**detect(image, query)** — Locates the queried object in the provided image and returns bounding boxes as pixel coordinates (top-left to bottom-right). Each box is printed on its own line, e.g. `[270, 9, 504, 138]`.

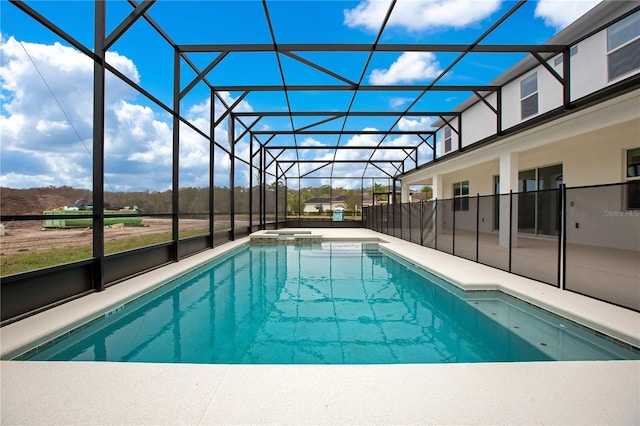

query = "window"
[626, 147, 640, 210]
[553, 46, 578, 66]
[607, 12, 640, 81]
[444, 126, 452, 153]
[453, 181, 469, 211]
[520, 72, 538, 120]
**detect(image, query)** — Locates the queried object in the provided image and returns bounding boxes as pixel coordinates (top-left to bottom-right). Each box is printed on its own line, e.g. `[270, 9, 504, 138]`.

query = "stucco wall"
[459, 92, 498, 150]
[440, 161, 498, 199]
[569, 32, 608, 99]
[451, 21, 639, 149]
[519, 119, 639, 187]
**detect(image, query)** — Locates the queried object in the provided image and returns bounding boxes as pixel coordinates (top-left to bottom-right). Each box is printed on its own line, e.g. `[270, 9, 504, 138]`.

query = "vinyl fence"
[363, 182, 640, 311]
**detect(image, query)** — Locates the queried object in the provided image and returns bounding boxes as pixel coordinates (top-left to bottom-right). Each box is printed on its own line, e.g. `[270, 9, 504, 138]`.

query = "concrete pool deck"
[2, 228, 639, 424]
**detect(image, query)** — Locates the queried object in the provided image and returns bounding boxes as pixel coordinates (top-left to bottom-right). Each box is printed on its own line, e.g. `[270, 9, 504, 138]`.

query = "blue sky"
[1, 0, 602, 191]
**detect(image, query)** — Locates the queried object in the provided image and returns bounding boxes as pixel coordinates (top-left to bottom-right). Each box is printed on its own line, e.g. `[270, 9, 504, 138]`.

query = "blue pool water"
[22, 242, 639, 363]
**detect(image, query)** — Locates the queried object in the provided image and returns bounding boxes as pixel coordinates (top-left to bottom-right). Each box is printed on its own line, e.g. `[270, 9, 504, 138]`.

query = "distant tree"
[421, 185, 433, 200]
[373, 182, 388, 202]
[287, 189, 300, 213]
[320, 184, 331, 198]
[343, 189, 362, 211]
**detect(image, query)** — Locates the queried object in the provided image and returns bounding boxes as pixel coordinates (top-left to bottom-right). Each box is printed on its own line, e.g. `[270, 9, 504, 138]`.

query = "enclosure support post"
[298, 177, 302, 220]
[563, 49, 571, 110]
[452, 196, 456, 255]
[407, 201, 411, 242]
[261, 146, 266, 228]
[249, 136, 253, 232]
[259, 146, 264, 229]
[496, 88, 503, 135]
[420, 201, 424, 246]
[92, 0, 106, 291]
[434, 198, 438, 250]
[361, 177, 364, 224]
[560, 184, 567, 289]
[229, 115, 235, 240]
[508, 190, 513, 272]
[171, 48, 180, 260]
[476, 193, 480, 262]
[275, 167, 279, 229]
[209, 88, 215, 248]
[284, 177, 288, 225]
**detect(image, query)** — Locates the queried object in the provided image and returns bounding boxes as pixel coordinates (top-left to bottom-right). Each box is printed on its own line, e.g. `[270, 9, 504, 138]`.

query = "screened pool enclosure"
[1, 1, 639, 323]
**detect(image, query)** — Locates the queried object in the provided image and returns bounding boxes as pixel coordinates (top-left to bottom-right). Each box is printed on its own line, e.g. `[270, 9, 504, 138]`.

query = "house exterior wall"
[422, 111, 639, 197]
[566, 185, 639, 251]
[408, 114, 640, 249]
[567, 33, 607, 99]
[408, 85, 639, 188]
[565, 28, 640, 99]
[303, 204, 318, 214]
[459, 92, 497, 151]
[303, 200, 345, 213]
[402, 8, 639, 252]
[402, 88, 639, 249]
[436, 12, 639, 157]
[501, 69, 564, 130]
[517, 121, 639, 187]
[440, 162, 498, 199]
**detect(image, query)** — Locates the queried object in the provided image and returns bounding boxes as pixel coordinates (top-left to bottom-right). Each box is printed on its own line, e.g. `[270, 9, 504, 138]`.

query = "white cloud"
[35, 119, 69, 134]
[370, 52, 442, 84]
[344, 0, 501, 32]
[1, 37, 94, 153]
[390, 97, 411, 108]
[0, 171, 58, 188]
[300, 137, 327, 147]
[535, 0, 602, 31]
[0, 37, 248, 191]
[398, 116, 433, 131]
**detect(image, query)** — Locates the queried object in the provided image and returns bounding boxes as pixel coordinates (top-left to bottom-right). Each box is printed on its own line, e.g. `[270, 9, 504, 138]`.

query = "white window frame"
[607, 12, 640, 81]
[520, 72, 538, 120]
[444, 126, 452, 153]
[453, 180, 469, 212]
[625, 147, 640, 210]
[553, 46, 578, 67]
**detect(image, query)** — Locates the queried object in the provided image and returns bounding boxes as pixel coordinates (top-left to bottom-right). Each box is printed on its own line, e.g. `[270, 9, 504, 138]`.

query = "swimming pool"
[19, 242, 640, 363]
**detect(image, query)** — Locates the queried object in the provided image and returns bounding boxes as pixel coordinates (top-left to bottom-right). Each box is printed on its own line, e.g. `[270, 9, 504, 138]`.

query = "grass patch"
[1, 228, 215, 277]
[1, 246, 93, 276]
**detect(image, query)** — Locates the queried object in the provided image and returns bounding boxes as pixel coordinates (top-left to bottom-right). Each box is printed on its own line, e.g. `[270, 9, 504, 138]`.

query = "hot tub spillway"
[250, 231, 322, 244]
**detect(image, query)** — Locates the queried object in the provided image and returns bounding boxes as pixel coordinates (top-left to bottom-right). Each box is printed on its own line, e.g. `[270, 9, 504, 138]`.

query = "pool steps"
[250, 230, 323, 243]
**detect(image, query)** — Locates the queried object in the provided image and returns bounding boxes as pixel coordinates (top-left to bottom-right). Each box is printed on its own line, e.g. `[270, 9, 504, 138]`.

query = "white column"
[499, 152, 518, 247]
[432, 174, 444, 235]
[401, 181, 411, 203]
[432, 174, 443, 200]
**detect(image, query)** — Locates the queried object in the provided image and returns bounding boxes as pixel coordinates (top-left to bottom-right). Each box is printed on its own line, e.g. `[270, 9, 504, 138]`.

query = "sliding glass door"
[493, 164, 562, 236]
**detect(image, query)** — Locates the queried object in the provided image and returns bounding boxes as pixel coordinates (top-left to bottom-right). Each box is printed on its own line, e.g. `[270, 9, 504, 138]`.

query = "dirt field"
[0, 218, 209, 256]
[0, 187, 231, 258]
